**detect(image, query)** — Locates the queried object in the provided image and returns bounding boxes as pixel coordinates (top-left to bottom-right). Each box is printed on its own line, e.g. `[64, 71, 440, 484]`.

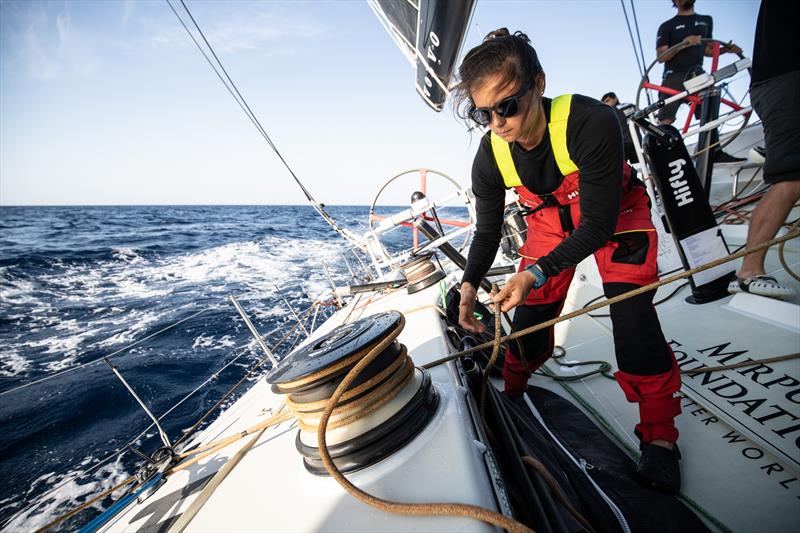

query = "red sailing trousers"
[503, 186, 681, 443]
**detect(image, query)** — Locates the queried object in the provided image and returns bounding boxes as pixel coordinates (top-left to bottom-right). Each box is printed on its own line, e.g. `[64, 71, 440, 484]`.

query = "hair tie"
[483, 28, 510, 42]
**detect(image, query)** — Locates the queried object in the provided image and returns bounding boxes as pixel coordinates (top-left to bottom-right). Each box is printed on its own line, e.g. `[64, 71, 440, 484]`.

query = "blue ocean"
[0, 205, 389, 530]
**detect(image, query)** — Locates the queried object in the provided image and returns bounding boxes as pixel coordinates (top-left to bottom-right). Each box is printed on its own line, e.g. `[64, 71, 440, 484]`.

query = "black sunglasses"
[469, 80, 533, 126]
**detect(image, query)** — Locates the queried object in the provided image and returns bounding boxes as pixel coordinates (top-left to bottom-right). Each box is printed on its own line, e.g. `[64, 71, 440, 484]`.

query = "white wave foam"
[95, 311, 160, 349]
[192, 333, 236, 350]
[0, 277, 38, 305]
[3, 235, 353, 380]
[0, 349, 31, 377]
[2, 455, 130, 532]
[112, 247, 144, 264]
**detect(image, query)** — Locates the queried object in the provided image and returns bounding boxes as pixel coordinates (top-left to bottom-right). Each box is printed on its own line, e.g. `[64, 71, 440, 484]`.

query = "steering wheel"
[635, 38, 751, 152]
[368, 168, 476, 263]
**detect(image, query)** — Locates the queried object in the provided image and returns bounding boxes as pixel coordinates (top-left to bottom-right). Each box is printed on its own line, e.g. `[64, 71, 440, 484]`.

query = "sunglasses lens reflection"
[470, 108, 491, 126]
[496, 98, 518, 118]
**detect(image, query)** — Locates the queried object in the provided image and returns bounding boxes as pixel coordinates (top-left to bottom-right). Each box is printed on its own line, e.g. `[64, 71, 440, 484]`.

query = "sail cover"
[368, 0, 477, 111]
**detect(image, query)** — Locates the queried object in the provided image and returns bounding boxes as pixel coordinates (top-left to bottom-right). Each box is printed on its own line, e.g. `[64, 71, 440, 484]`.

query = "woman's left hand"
[492, 271, 536, 312]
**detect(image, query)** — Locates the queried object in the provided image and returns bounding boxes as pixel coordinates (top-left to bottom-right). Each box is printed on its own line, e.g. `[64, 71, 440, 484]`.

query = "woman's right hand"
[458, 282, 486, 334]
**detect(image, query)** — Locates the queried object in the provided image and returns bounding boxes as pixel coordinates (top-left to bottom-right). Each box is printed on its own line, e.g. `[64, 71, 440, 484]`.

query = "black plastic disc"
[266, 311, 403, 386]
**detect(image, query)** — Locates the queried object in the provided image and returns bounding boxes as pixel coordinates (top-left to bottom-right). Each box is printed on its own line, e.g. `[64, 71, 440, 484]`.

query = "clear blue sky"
[0, 0, 759, 206]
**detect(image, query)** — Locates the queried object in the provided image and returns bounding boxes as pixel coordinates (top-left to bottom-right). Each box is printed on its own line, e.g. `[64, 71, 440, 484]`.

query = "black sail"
[369, 0, 477, 111]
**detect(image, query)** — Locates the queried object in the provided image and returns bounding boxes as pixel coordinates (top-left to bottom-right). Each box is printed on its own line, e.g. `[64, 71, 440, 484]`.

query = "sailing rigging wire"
[619, 0, 644, 78]
[165, 0, 365, 250]
[629, 1, 648, 82]
[15, 339, 258, 526]
[171, 311, 309, 449]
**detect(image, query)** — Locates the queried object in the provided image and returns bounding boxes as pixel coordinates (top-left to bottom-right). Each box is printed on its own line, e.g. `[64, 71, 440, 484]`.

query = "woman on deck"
[455, 28, 683, 493]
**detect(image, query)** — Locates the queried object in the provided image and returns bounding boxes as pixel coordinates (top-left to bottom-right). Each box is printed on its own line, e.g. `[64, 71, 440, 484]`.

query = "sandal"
[636, 442, 681, 494]
[728, 276, 796, 299]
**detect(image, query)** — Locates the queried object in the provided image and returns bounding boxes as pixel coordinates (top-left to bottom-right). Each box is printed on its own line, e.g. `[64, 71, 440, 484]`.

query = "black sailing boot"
[636, 442, 682, 494]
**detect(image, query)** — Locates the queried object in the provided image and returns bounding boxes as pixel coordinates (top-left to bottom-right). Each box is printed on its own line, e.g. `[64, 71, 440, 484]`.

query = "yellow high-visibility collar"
[490, 94, 578, 189]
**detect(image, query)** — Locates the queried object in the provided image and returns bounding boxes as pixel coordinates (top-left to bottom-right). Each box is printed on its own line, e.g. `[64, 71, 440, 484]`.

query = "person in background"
[455, 28, 683, 493]
[601, 91, 638, 164]
[729, 0, 800, 298]
[601, 92, 620, 108]
[656, 0, 744, 164]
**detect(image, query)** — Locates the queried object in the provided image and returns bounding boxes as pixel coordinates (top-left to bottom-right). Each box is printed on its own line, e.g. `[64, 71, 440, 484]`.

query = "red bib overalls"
[491, 94, 681, 443]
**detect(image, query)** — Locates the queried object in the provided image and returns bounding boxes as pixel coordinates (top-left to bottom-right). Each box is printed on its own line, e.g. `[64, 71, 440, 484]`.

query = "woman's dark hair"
[453, 28, 543, 123]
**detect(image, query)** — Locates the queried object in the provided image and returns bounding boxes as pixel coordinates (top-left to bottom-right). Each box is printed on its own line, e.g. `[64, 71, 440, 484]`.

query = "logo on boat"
[667, 158, 693, 207]
[421, 31, 441, 99]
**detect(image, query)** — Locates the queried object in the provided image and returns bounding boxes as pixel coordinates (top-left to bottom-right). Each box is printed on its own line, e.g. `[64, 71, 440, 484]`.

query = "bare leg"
[738, 180, 800, 278]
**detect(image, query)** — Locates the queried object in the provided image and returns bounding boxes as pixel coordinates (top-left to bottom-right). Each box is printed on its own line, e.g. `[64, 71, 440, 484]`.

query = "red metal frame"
[643, 42, 746, 134]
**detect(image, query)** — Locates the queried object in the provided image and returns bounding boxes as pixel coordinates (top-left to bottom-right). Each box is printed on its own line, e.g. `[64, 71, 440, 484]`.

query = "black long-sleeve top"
[462, 94, 624, 288]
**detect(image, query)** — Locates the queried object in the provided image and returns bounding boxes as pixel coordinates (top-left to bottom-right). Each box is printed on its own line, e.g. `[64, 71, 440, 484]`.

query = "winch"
[265, 311, 438, 475]
[400, 252, 446, 294]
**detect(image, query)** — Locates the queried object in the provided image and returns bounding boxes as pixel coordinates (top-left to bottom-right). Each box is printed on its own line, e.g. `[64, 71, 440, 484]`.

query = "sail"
[368, 0, 477, 111]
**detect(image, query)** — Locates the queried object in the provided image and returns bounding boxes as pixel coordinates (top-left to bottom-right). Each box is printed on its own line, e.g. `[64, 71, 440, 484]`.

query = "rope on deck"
[423, 230, 800, 371]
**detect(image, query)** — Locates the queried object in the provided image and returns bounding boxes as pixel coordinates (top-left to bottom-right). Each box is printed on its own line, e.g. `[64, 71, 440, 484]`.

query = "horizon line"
[0, 203, 419, 208]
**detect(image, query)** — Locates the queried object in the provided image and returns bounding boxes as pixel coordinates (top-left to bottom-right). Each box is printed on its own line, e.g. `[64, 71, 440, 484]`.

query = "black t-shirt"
[462, 95, 623, 288]
[656, 14, 713, 72]
[752, 0, 800, 85]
